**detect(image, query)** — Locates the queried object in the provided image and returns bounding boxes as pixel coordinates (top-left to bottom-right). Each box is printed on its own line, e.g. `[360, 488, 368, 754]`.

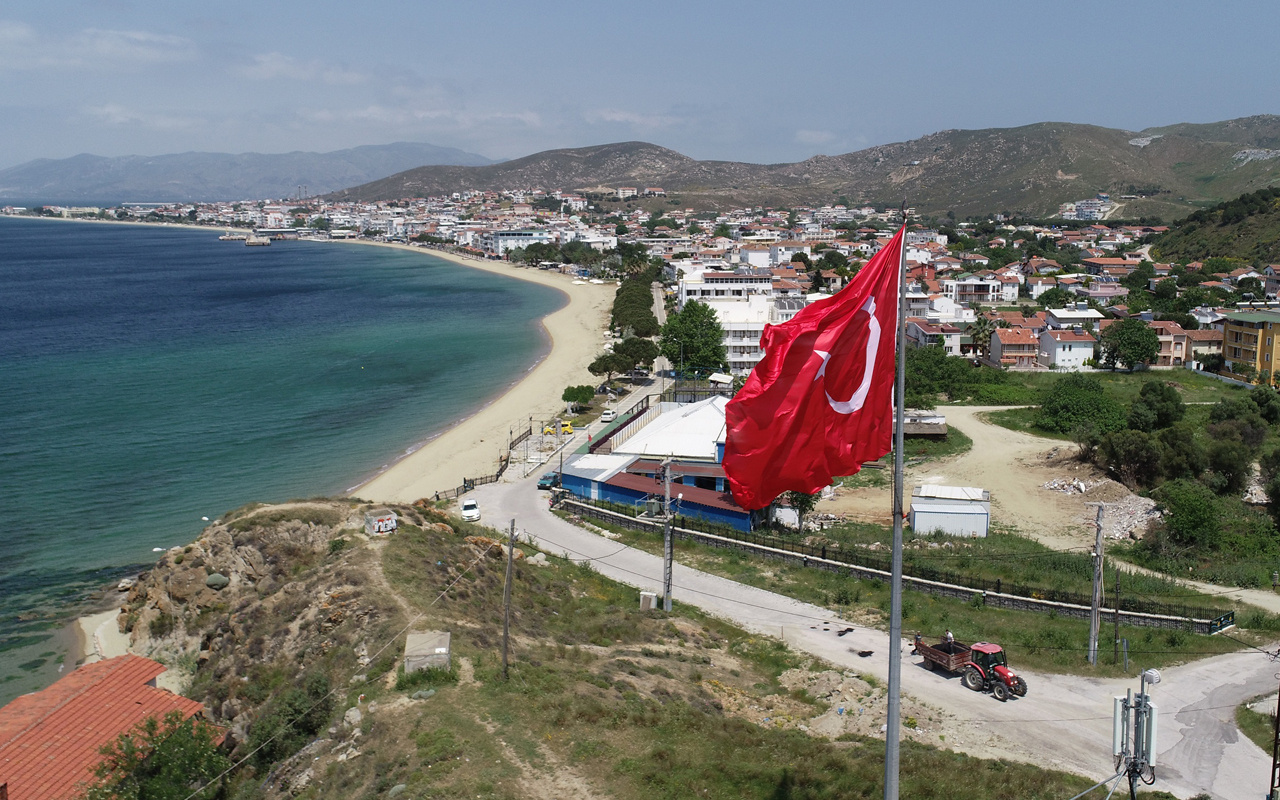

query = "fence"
[589, 395, 654, 454]
[428, 454, 511, 503]
[558, 496, 1233, 634]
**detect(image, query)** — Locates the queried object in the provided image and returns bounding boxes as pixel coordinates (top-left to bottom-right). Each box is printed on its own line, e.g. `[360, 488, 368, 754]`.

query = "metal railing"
[557, 495, 1233, 633]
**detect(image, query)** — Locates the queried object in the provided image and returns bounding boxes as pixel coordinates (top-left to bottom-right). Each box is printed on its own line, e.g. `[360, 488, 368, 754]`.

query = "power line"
[180, 543, 493, 800]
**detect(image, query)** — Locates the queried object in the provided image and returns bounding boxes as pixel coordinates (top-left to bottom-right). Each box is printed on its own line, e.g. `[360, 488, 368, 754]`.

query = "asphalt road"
[469, 475, 1280, 800]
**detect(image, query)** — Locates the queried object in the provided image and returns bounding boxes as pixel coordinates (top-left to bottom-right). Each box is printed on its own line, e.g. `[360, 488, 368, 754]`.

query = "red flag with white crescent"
[723, 226, 903, 510]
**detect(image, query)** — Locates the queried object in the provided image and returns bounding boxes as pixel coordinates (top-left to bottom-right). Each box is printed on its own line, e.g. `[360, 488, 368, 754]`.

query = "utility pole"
[502, 518, 515, 680]
[662, 459, 674, 612]
[1114, 567, 1121, 665]
[1089, 504, 1105, 665]
[1270, 676, 1280, 800]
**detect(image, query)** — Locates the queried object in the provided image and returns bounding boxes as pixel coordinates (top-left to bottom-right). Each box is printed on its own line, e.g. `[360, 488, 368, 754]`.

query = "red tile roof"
[0, 655, 206, 800]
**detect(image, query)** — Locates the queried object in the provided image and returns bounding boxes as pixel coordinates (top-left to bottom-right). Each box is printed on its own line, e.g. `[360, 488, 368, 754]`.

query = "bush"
[1155, 480, 1221, 551]
[1036, 374, 1127, 435]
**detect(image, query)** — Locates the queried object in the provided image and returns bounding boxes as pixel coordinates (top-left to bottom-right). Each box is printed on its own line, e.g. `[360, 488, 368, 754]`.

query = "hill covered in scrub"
[1151, 186, 1280, 264]
[102, 498, 1104, 798]
[330, 116, 1280, 218]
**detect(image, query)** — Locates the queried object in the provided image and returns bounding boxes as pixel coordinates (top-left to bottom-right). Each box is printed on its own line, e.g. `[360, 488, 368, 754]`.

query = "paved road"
[471, 476, 1280, 800]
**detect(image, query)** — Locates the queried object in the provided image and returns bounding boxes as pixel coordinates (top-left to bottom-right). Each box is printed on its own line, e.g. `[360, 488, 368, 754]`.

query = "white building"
[703, 295, 808, 375]
[1038, 329, 1095, 371]
[909, 485, 990, 537]
[1046, 303, 1105, 329]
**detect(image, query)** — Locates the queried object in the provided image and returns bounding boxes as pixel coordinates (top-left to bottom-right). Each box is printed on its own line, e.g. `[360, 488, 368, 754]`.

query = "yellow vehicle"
[543, 423, 556, 435]
[543, 421, 575, 435]
[560, 422, 574, 435]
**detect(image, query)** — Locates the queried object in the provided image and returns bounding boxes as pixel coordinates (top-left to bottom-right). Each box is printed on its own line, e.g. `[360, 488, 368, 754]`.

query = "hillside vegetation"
[329, 116, 1280, 217]
[94, 498, 1125, 799]
[1151, 186, 1280, 263]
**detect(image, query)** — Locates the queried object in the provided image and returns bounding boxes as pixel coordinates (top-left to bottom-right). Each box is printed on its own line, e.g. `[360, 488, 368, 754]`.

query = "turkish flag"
[724, 226, 903, 510]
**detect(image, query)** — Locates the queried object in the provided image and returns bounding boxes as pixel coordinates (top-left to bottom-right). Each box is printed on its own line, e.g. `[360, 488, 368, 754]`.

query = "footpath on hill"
[473, 474, 1279, 800]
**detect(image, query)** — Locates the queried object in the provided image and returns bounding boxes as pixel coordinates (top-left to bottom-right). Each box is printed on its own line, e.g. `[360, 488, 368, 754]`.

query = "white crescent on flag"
[812, 296, 880, 415]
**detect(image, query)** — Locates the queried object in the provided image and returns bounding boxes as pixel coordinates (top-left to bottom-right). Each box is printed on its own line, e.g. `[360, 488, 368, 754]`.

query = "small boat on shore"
[245, 233, 271, 246]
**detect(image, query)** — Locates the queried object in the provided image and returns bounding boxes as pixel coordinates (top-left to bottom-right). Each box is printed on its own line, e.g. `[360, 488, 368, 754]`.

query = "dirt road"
[822, 406, 1108, 549]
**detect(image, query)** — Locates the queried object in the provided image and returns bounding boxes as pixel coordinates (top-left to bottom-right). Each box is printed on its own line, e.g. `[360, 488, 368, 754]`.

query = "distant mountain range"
[329, 116, 1280, 219]
[0, 143, 494, 204]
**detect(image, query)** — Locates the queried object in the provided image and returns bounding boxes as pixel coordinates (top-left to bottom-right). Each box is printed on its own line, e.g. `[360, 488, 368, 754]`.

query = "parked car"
[560, 422, 574, 434]
[600, 410, 617, 423]
[537, 472, 560, 490]
[460, 498, 481, 522]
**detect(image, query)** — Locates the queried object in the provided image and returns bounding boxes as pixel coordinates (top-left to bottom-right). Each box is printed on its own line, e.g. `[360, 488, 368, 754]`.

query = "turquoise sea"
[0, 218, 563, 702]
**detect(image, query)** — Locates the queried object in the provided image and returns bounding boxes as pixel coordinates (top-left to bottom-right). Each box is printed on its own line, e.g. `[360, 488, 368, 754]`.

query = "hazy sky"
[2, 1, 1277, 169]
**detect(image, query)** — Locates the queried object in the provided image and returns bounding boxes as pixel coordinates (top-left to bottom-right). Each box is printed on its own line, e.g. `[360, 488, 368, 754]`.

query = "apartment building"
[703, 295, 808, 375]
[1221, 309, 1280, 379]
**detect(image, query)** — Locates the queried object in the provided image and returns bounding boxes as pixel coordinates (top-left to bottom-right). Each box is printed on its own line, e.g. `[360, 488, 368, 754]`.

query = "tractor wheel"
[1012, 677, 1028, 697]
[962, 667, 983, 691]
[992, 681, 1009, 702]
[923, 659, 934, 671]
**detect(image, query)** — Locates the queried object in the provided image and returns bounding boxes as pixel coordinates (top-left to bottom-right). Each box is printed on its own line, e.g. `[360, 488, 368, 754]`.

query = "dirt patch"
[819, 406, 1124, 550]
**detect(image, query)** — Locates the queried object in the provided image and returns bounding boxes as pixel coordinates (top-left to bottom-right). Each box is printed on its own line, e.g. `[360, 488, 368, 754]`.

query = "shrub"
[1037, 374, 1126, 435]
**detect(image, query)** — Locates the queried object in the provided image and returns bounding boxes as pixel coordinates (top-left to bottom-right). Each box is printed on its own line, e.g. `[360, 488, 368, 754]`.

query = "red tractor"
[914, 636, 1028, 701]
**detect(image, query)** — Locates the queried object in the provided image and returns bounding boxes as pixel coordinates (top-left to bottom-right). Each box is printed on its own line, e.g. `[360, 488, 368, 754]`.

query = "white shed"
[909, 485, 990, 537]
[404, 631, 452, 673]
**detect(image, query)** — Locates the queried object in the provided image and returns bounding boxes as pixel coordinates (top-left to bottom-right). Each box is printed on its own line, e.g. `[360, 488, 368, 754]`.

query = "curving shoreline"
[340, 241, 614, 503]
[15, 217, 615, 664]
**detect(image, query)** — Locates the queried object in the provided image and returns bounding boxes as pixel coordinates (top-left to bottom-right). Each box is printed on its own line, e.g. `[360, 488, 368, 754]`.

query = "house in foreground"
[0, 655, 208, 800]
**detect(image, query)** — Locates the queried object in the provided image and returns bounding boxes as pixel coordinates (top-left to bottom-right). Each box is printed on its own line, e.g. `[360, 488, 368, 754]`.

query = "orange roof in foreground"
[0, 655, 206, 800]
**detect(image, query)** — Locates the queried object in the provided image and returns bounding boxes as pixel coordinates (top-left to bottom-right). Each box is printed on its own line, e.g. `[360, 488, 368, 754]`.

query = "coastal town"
[8, 188, 1272, 382]
[6, 185, 1280, 800]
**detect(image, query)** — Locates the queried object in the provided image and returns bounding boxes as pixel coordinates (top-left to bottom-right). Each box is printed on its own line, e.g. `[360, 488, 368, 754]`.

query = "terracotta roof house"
[0, 655, 208, 800]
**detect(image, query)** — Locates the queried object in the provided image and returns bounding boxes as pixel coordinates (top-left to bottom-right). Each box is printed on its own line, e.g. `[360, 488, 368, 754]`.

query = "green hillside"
[330, 116, 1280, 218]
[1151, 187, 1280, 264]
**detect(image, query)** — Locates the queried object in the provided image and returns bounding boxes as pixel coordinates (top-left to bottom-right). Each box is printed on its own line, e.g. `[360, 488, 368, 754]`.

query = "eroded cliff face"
[115, 500, 447, 747]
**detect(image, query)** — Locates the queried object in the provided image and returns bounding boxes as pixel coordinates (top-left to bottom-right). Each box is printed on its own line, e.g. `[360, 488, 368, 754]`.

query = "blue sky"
[2, 1, 1277, 169]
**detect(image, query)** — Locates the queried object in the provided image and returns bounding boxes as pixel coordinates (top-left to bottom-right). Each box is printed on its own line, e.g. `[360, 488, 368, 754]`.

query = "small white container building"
[364, 509, 398, 536]
[909, 485, 990, 537]
[404, 631, 452, 673]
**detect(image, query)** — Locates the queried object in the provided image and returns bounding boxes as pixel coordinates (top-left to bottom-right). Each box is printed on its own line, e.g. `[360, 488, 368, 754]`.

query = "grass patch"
[569, 514, 1257, 677]
[982, 407, 1071, 439]
[1236, 696, 1276, 752]
[226, 504, 342, 532]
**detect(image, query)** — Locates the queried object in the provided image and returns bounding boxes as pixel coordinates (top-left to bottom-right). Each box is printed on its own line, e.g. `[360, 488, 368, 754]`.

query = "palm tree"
[969, 315, 995, 362]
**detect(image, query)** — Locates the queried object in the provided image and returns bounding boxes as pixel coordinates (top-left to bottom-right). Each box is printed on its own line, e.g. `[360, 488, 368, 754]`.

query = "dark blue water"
[0, 218, 563, 700]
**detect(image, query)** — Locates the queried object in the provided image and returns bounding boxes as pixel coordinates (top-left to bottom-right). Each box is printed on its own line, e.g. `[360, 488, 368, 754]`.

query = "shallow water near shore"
[0, 218, 561, 702]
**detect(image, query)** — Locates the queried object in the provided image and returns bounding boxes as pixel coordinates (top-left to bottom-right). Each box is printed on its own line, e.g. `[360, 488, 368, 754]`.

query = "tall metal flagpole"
[884, 206, 909, 800]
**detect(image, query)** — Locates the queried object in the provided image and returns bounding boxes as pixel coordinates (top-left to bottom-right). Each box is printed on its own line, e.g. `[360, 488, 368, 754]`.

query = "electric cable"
[179, 542, 493, 800]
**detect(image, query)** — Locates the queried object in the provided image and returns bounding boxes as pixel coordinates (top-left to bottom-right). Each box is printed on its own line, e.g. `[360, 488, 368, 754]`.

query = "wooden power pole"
[502, 518, 515, 680]
[1089, 505, 1104, 665]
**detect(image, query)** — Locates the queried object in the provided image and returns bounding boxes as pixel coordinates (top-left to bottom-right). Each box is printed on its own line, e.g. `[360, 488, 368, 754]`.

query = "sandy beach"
[345, 243, 615, 504]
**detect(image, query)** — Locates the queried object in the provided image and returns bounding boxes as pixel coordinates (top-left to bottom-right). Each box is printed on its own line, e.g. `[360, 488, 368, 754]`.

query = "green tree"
[613, 336, 660, 368]
[1098, 429, 1163, 488]
[1036, 373, 1127, 435]
[616, 223, 629, 236]
[1127, 381, 1185, 431]
[589, 351, 635, 384]
[969, 316, 996, 361]
[84, 711, 229, 800]
[712, 223, 733, 239]
[790, 252, 812, 268]
[660, 300, 727, 376]
[1037, 287, 1074, 308]
[816, 250, 849, 272]
[1099, 319, 1159, 370]
[1155, 480, 1222, 551]
[1158, 425, 1207, 481]
[783, 490, 820, 534]
[562, 384, 595, 411]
